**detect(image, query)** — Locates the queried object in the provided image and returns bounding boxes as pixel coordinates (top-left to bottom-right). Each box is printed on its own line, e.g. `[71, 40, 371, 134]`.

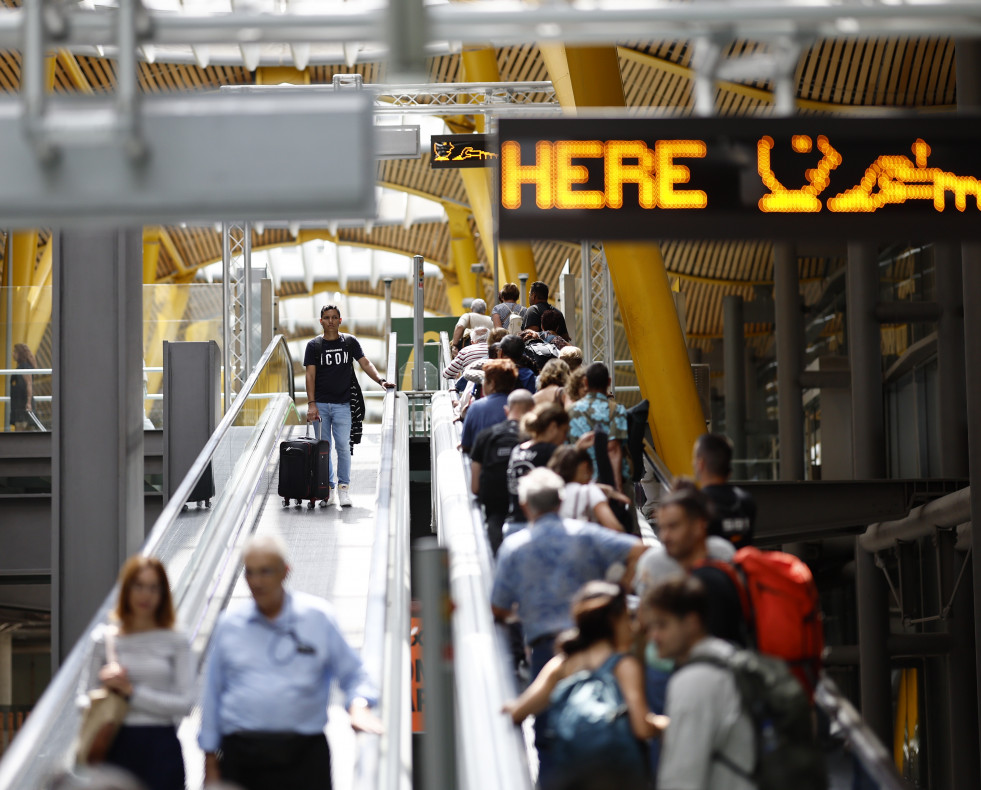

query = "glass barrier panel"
[0, 337, 297, 790]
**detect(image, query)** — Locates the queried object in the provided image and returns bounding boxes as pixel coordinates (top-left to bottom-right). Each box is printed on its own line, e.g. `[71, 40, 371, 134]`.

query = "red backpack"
[702, 546, 824, 696]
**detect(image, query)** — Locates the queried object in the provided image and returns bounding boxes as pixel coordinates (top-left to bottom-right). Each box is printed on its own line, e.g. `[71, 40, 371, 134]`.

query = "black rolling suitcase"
[278, 421, 331, 508]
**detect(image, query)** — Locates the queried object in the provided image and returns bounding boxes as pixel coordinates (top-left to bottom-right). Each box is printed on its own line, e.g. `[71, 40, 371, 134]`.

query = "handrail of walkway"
[354, 334, 412, 790]
[0, 335, 297, 790]
[430, 390, 535, 790]
[814, 676, 912, 790]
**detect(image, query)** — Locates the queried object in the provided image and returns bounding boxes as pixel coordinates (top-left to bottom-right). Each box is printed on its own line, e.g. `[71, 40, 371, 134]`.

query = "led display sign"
[431, 134, 497, 169]
[496, 117, 981, 240]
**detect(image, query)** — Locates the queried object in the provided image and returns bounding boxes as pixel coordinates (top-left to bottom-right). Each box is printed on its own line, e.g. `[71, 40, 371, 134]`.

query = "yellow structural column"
[9, 232, 39, 347]
[539, 46, 705, 475]
[453, 47, 538, 289]
[445, 204, 479, 312]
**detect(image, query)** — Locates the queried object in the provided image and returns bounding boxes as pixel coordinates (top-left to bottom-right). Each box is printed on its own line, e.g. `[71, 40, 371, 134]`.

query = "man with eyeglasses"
[199, 535, 382, 790]
[305, 304, 395, 508]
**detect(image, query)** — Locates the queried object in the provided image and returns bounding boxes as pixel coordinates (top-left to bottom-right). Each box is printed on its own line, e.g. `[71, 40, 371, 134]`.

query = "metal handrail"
[814, 676, 914, 790]
[430, 390, 535, 790]
[439, 331, 454, 391]
[0, 335, 297, 790]
[355, 334, 411, 790]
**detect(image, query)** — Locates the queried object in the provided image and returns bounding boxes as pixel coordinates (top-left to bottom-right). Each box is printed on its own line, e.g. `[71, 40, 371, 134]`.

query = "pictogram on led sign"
[496, 117, 981, 241]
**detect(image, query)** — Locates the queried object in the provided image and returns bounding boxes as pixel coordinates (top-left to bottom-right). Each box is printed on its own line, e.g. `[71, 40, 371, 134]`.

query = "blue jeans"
[314, 402, 352, 488]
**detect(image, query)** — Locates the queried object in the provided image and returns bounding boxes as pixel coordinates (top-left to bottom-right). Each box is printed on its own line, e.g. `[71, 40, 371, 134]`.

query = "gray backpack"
[691, 649, 827, 790]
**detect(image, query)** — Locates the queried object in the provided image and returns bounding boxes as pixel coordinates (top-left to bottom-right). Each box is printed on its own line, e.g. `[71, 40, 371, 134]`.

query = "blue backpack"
[542, 653, 648, 789]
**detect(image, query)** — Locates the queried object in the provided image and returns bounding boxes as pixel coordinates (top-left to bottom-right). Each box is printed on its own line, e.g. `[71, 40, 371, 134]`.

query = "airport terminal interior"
[1, 1, 981, 789]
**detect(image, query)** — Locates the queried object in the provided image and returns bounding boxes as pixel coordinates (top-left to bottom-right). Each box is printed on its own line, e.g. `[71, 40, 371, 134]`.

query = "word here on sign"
[496, 116, 981, 241]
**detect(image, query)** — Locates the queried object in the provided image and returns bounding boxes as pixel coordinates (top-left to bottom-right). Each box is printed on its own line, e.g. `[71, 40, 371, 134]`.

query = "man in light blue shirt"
[199, 535, 381, 790]
[491, 468, 645, 678]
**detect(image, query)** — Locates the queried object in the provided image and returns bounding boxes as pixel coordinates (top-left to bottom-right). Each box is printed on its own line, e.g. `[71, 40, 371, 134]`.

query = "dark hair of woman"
[520, 402, 569, 437]
[114, 555, 176, 630]
[499, 282, 520, 302]
[547, 445, 593, 483]
[555, 581, 627, 656]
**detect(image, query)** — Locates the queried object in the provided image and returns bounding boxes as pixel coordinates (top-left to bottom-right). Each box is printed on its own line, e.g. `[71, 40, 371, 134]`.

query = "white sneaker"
[337, 484, 352, 508]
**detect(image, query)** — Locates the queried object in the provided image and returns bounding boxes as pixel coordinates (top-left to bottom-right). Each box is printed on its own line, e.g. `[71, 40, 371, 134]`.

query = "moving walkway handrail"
[814, 676, 913, 790]
[430, 390, 535, 790]
[355, 333, 411, 790]
[0, 335, 297, 790]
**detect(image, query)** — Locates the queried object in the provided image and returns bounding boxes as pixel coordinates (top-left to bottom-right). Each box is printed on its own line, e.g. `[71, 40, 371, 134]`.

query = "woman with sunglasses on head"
[81, 555, 192, 790]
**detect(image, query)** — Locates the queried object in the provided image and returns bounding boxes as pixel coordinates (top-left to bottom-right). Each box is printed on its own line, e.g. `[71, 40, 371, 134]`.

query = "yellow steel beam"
[281, 280, 436, 312]
[256, 67, 310, 85]
[9, 232, 38, 347]
[143, 230, 162, 284]
[143, 285, 192, 419]
[540, 45, 705, 475]
[444, 205, 475, 312]
[56, 50, 93, 93]
[144, 226, 189, 282]
[453, 47, 538, 287]
[156, 231, 452, 285]
[25, 243, 52, 354]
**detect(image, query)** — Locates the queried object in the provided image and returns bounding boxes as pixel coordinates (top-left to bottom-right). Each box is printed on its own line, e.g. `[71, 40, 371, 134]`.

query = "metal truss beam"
[229, 81, 560, 117]
[1, 4, 979, 49]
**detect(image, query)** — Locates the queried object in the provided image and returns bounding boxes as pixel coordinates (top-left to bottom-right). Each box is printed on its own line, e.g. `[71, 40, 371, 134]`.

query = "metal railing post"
[413, 254, 425, 392]
[415, 538, 457, 790]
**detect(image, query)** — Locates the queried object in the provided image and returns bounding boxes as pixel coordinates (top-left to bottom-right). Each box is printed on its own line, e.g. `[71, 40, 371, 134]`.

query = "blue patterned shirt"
[491, 512, 640, 643]
[568, 391, 630, 480]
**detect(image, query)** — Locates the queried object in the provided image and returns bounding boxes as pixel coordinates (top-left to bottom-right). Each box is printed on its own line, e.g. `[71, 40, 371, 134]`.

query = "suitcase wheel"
[307, 500, 315, 509]
[283, 498, 290, 507]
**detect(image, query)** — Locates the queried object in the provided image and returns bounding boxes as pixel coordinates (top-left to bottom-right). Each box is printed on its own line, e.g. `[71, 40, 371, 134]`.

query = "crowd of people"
[67, 280, 819, 790]
[450, 281, 827, 790]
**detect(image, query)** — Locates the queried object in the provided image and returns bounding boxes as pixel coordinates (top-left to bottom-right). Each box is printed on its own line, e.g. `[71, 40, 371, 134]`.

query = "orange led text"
[501, 139, 708, 210]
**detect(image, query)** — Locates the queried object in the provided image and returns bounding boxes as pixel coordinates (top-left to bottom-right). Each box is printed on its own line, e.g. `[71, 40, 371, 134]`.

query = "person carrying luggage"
[304, 304, 394, 507]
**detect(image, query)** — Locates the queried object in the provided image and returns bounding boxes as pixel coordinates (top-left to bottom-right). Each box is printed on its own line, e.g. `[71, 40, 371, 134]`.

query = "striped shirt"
[442, 342, 489, 379]
[81, 625, 194, 726]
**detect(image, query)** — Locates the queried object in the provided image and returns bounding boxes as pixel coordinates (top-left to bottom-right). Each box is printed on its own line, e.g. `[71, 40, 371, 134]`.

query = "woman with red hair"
[82, 555, 192, 790]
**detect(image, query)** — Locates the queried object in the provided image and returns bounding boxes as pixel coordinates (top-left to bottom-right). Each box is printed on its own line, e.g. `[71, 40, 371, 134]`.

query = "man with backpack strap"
[643, 575, 826, 790]
[305, 304, 394, 507]
[470, 388, 536, 554]
[656, 480, 825, 696]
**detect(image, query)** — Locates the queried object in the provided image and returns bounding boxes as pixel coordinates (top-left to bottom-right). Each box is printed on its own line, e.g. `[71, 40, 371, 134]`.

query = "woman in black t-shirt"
[505, 403, 570, 524]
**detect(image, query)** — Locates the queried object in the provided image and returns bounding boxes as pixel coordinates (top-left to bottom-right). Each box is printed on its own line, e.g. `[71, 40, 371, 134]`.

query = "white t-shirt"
[559, 482, 608, 523]
[633, 536, 736, 598]
[456, 312, 494, 333]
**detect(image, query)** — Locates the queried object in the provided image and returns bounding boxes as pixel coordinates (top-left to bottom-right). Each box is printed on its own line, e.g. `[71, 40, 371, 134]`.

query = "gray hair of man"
[517, 467, 565, 517]
[471, 325, 491, 343]
[470, 298, 487, 315]
[243, 533, 291, 568]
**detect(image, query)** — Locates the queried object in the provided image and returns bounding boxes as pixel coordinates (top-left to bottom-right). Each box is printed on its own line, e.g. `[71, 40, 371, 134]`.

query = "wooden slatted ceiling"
[0, 33, 958, 348]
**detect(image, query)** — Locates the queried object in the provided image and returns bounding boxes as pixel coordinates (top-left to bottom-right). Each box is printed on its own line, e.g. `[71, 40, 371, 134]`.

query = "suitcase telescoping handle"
[306, 416, 321, 438]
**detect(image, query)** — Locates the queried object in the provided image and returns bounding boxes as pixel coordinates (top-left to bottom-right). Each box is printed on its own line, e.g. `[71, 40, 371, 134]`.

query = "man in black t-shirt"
[470, 389, 535, 554]
[693, 433, 757, 547]
[304, 305, 394, 507]
[520, 281, 571, 342]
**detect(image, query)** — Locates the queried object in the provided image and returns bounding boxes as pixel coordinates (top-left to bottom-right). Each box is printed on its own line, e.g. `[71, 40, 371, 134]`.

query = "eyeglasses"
[244, 566, 281, 579]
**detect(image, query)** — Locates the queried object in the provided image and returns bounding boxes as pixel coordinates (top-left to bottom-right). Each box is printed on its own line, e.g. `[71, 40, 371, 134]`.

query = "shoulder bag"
[75, 627, 129, 765]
